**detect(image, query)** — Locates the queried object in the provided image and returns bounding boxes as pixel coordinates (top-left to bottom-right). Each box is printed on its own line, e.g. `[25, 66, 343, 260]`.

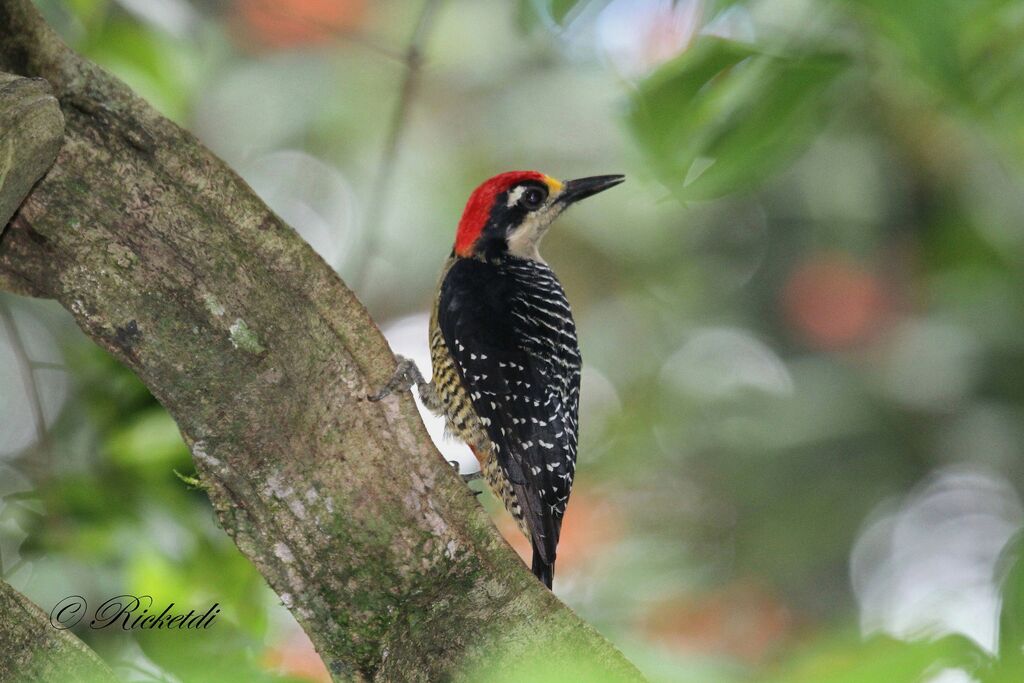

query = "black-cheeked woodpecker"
[370, 171, 625, 588]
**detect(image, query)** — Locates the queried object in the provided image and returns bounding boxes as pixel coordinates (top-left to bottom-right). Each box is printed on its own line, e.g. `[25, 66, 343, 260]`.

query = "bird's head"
[453, 171, 625, 261]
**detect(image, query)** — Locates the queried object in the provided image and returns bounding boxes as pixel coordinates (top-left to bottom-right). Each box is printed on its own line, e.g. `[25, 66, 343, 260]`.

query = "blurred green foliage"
[628, 37, 847, 199]
[20, 345, 299, 681]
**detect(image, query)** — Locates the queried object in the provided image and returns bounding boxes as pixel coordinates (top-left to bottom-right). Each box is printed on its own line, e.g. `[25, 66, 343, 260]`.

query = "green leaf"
[79, 19, 207, 123]
[997, 531, 1024, 667]
[766, 633, 991, 683]
[627, 37, 848, 200]
[519, 0, 594, 28]
[628, 37, 756, 171]
[550, 0, 583, 23]
[837, 0, 966, 97]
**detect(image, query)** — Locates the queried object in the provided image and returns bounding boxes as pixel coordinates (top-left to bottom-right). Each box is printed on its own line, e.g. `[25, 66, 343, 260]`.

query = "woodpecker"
[370, 170, 625, 588]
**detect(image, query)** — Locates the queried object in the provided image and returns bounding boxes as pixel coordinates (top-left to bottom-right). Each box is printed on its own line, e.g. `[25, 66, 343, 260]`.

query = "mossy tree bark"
[0, 583, 118, 683]
[0, 1, 645, 681]
[0, 71, 63, 237]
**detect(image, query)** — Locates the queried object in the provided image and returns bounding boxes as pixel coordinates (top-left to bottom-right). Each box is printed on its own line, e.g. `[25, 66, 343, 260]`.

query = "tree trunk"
[0, 1, 645, 680]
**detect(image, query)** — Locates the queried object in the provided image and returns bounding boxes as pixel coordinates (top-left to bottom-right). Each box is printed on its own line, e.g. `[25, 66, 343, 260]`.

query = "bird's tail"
[531, 543, 555, 589]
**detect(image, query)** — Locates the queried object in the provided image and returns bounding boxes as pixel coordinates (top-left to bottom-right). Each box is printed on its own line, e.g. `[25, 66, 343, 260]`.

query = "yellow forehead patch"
[542, 175, 564, 194]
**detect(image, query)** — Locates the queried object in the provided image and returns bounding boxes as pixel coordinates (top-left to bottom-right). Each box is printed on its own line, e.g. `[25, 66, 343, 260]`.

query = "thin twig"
[349, 0, 442, 289]
[0, 301, 50, 466]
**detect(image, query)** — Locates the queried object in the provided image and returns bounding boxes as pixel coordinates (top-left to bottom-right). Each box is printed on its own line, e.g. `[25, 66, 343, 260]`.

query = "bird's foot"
[448, 460, 483, 495]
[366, 355, 425, 401]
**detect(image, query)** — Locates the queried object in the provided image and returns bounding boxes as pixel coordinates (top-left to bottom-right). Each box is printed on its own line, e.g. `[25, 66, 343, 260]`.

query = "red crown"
[454, 171, 546, 256]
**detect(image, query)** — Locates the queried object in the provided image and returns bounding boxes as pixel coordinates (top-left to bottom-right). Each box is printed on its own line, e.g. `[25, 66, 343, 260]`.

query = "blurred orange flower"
[496, 488, 622, 575]
[781, 252, 891, 350]
[262, 628, 331, 682]
[232, 0, 367, 50]
[640, 581, 794, 664]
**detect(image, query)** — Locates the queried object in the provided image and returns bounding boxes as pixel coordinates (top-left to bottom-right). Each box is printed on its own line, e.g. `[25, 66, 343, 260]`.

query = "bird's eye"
[520, 187, 546, 211]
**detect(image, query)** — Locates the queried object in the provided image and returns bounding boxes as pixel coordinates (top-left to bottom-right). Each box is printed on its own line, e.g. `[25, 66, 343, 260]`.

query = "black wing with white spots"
[438, 256, 581, 567]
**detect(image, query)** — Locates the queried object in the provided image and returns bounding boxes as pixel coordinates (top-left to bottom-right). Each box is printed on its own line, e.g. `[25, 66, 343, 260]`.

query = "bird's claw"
[448, 460, 483, 493]
[450, 459, 483, 482]
[366, 355, 424, 402]
[365, 387, 389, 402]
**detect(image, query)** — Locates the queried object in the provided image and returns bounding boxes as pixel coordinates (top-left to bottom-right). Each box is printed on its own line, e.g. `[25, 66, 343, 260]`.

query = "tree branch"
[0, 1, 644, 681]
[351, 0, 441, 288]
[0, 72, 63, 240]
[0, 581, 118, 683]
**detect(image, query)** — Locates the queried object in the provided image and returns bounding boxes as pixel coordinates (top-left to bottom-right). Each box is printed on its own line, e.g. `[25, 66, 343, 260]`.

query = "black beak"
[558, 174, 625, 205]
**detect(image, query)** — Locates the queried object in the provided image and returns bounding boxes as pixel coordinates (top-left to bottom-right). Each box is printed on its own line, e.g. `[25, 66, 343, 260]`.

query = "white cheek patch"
[506, 186, 526, 208]
[506, 206, 558, 261]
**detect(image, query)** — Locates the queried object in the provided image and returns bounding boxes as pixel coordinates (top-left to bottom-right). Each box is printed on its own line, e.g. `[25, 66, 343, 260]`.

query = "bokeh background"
[4, 0, 1024, 681]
